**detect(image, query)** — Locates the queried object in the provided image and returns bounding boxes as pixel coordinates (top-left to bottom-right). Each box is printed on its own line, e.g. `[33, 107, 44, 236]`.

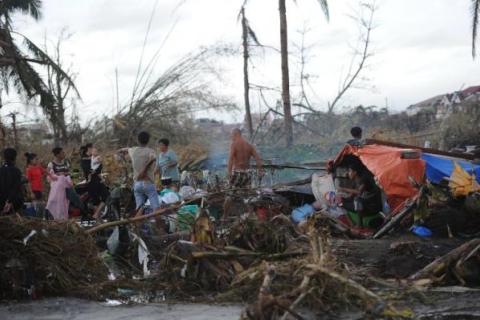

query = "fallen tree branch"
[85, 187, 262, 234]
[191, 249, 307, 260]
[305, 264, 383, 306]
[280, 274, 312, 320]
[86, 205, 181, 234]
[410, 239, 480, 281]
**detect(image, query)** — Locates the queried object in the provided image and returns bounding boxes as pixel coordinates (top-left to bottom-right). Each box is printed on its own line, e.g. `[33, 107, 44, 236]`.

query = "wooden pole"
[85, 188, 238, 234]
[279, 0, 293, 147]
[365, 139, 475, 161]
[241, 7, 253, 140]
[86, 205, 180, 234]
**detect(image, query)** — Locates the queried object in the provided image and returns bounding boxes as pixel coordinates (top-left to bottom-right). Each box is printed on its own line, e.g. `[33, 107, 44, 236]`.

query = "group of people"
[112, 128, 263, 224]
[0, 124, 382, 231]
[0, 145, 100, 220]
[0, 131, 183, 222]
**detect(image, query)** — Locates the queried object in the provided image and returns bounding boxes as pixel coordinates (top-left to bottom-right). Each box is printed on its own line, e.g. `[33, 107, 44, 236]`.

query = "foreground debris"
[0, 215, 107, 299]
[2, 156, 480, 319]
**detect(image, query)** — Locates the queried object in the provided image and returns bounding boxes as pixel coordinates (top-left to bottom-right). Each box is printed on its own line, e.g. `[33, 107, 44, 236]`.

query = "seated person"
[337, 163, 383, 228]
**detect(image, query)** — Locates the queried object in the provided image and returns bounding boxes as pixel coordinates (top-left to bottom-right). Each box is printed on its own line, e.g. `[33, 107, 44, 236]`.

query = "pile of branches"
[235, 222, 412, 319]
[0, 215, 107, 299]
[144, 215, 411, 318]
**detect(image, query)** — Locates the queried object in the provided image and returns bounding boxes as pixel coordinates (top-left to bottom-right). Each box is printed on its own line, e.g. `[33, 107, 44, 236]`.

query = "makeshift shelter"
[422, 153, 480, 185]
[332, 144, 426, 212]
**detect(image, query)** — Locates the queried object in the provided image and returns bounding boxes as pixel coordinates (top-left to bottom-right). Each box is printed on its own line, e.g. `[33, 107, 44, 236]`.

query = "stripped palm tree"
[242, 0, 329, 146]
[472, 0, 480, 58]
[280, 0, 329, 146]
[239, 3, 262, 140]
[0, 0, 78, 113]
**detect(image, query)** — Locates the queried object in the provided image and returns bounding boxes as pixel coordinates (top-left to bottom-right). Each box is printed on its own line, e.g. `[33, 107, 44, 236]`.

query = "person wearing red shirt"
[25, 153, 46, 218]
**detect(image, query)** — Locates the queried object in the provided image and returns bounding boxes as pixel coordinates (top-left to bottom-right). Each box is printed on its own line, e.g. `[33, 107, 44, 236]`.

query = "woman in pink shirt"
[46, 172, 73, 220]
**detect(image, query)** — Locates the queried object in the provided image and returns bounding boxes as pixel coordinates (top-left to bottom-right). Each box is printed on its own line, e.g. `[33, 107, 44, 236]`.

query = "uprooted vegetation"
[2, 182, 480, 319]
[0, 216, 107, 299]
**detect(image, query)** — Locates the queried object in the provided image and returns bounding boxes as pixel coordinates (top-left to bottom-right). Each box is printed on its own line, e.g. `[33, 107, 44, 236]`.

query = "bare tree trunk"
[0, 118, 6, 150]
[279, 0, 293, 146]
[10, 113, 18, 150]
[58, 108, 68, 145]
[44, 31, 80, 146]
[241, 8, 253, 140]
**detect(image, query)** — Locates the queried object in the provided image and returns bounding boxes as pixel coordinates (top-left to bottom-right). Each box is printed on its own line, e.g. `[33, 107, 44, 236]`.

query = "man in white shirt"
[118, 131, 160, 213]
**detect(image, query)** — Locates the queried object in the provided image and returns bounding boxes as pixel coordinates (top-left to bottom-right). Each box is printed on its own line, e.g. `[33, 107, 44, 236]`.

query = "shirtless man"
[227, 128, 263, 187]
[223, 129, 263, 219]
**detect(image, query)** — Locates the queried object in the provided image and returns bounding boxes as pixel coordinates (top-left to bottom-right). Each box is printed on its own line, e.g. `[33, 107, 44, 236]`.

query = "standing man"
[223, 128, 263, 219]
[227, 128, 263, 188]
[227, 128, 263, 187]
[347, 127, 363, 147]
[0, 148, 24, 214]
[118, 131, 160, 216]
[156, 138, 180, 187]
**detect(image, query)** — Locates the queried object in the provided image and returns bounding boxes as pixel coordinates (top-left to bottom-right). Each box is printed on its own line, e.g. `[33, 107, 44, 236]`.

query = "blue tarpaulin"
[422, 153, 480, 184]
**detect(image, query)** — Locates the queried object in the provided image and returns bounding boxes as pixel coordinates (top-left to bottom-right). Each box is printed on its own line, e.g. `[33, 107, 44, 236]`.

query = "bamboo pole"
[85, 205, 180, 234]
[85, 181, 304, 235]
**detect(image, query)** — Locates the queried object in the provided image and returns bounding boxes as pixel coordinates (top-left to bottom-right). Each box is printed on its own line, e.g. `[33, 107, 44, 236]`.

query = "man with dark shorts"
[223, 128, 263, 220]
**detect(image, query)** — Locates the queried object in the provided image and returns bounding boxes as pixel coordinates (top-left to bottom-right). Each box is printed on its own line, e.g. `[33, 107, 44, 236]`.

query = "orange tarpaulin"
[333, 144, 426, 212]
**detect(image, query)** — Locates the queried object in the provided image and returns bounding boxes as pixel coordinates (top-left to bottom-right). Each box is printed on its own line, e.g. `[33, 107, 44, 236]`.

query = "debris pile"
[135, 215, 412, 318]
[2, 138, 480, 318]
[0, 215, 107, 299]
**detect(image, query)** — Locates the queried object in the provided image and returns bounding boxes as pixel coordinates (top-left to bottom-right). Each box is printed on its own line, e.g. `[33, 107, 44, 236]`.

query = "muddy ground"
[331, 235, 465, 278]
[0, 298, 244, 320]
[2, 290, 480, 320]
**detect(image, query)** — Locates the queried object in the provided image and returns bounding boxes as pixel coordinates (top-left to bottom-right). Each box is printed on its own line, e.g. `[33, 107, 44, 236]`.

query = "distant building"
[17, 121, 53, 145]
[407, 85, 480, 120]
[406, 95, 443, 116]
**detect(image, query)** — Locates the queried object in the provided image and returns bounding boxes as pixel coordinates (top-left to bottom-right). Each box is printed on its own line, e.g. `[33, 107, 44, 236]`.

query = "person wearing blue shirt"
[156, 138, 180, 187]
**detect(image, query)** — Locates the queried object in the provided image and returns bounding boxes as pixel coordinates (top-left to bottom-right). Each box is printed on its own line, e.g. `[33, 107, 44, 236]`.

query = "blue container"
[291, 204, 315, 224]
[411, 226, 433, 238]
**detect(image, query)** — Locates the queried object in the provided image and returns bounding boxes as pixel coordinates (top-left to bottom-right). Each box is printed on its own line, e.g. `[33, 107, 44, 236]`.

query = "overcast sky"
[2, 0, 480, 124]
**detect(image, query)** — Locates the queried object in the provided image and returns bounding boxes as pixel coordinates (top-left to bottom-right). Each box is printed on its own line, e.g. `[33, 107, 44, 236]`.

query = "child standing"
[25, 153, 46, 218]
